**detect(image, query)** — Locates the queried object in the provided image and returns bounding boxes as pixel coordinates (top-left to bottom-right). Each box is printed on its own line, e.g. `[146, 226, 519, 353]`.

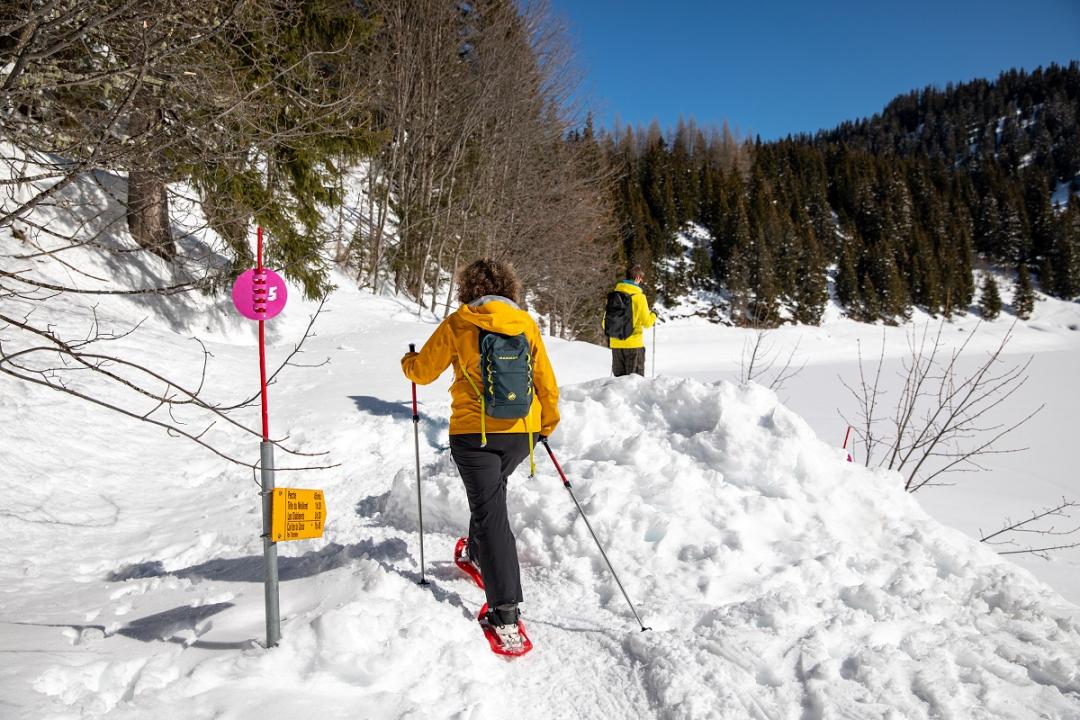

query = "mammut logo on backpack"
[479, 331, 533, 419]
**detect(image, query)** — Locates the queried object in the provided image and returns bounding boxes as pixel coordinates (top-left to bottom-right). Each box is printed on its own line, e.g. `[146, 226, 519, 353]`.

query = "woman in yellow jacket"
[401, 258, 559, 649]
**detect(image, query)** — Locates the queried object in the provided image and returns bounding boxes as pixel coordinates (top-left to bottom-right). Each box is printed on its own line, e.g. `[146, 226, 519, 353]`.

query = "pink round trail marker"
[232, 268, 288, 321]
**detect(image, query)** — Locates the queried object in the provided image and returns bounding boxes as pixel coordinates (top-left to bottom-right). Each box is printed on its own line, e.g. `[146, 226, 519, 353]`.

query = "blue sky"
[548, 0, 1080, 140]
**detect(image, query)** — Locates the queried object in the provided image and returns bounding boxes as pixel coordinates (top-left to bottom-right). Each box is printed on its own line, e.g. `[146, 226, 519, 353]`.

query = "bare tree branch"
[740, 330, 805, 392]
[840, 321, 1041, 492]
[981, 499, 1080, 558]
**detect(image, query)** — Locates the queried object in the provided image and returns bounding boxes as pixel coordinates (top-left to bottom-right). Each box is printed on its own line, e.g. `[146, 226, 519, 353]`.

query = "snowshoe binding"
[478, 602, 533, 657]
[454, 537, 485, 589]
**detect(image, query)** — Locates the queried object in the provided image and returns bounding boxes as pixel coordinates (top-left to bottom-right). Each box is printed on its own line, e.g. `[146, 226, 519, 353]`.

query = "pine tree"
[979, 274, 1002, 319]
[910, 226, 943, 312]
[975, 190, 1005, 258]
[999, 188, 1030, 262]
[724, 197, 753, 324]
[1024, 170, 1055, 263]
[793, 232, 828, 324]
[187, 1, 381, 297]
[691, 243, 712, 286]
[835, 235, 861, 313]
[774, 210, 800, 301]
[671, 117, 697, 224]
[748, 226, 780, 327]
[881, 254, 910, 320]
[860, 273, 881, 321]
[1013, 263, 1035, 319]
[863, 236, 908, 321]
[1048, 203, 1080, 298]
[1039, 256, 1057, 296]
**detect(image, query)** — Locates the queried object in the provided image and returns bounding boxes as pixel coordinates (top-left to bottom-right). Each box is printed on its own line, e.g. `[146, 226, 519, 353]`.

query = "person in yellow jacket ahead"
[604, 264, 657, 377]
[401, 258, 559, 652]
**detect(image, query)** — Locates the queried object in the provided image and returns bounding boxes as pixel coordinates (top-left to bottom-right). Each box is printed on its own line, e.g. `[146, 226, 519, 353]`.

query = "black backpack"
[603, 290, 634, 340]
[479, 330, 533, 419]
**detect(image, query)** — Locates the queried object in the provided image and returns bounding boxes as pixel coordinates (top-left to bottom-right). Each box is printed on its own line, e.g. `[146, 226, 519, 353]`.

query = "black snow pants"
[449, 433, 530, 608]
[611, 347, 646, 377]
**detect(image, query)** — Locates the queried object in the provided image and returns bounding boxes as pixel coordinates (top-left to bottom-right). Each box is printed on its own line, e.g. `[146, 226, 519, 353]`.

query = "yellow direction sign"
[271, 488, 326, 542]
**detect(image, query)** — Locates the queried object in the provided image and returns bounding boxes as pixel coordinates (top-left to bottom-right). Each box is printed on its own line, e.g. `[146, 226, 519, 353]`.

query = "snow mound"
[375, 375, 1080, 718]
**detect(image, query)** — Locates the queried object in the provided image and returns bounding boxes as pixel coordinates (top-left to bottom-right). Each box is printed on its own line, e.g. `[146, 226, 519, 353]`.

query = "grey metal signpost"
[261, 441, 281, 647]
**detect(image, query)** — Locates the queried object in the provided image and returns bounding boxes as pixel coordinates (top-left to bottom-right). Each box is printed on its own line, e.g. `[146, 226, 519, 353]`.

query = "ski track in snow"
[3, 165, 1080, 718]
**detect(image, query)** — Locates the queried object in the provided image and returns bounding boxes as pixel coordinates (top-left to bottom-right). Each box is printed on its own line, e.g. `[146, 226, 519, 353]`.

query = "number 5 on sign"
[232, 268, 288, 321]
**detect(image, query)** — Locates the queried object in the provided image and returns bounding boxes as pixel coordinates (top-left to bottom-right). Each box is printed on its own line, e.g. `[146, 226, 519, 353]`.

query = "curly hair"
[457, 258, 522, 305]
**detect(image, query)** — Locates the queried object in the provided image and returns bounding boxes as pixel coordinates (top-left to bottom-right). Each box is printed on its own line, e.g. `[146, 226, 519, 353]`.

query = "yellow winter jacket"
[605, 281, 656, 349]
[401, 296, 560, 438]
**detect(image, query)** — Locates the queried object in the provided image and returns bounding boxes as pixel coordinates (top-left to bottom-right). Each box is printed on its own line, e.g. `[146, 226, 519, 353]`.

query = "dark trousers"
[449, 433, 530, 608]
[612, 347, 646, 377]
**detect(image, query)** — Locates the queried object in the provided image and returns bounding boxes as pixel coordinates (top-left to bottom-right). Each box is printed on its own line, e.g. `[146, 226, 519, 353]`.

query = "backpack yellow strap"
[528, 431, 536, 477]
[457, 357, 486, 446]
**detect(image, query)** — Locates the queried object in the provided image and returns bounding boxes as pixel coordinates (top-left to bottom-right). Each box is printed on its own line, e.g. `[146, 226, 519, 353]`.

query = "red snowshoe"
[454, 537, 485, 589]
[478, 603, 533, 657]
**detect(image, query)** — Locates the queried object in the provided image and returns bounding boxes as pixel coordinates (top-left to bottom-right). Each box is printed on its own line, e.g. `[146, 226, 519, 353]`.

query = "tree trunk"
[126, 88, 175, 260]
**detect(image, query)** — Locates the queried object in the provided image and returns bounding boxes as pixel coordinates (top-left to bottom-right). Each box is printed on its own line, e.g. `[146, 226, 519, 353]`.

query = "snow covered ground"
[653, 280, 1080, 610]
[3, 175, 1080, 718]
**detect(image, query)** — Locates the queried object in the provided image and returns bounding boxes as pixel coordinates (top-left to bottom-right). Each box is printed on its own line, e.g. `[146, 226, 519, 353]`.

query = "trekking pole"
[540, 439, 650, 632]
[409, 343, 428, 586]
[651, 325, 657, 378]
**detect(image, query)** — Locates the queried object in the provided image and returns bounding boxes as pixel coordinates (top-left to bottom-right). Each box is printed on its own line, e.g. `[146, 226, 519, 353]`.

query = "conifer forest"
[604, 64, 1080, 327]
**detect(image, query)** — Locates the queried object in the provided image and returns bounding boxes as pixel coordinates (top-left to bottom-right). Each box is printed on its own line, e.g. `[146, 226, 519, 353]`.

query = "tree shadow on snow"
[355, 491, 390, 518]
[348, 394, 412, 421]
[29, 167, 233, 334]
[106, 393, 473, 625]
[8, 604, 251, 651]
[392, 563, 473, 621]
[109, 549, 473, 624]
[115, 602, 235, 643]
[106, 538, 409, 584]
[348, 395, 449, 448]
